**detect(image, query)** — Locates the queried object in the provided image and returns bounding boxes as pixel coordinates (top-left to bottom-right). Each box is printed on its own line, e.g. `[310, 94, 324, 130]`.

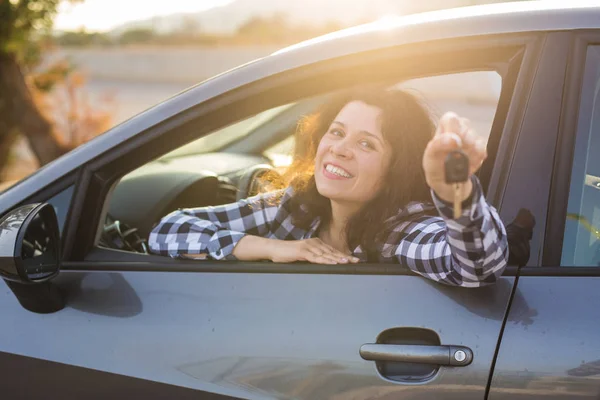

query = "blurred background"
[0, 0, 523, 189]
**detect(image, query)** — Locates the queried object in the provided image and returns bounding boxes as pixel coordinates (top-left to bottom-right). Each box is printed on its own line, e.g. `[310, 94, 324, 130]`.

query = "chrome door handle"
[360, 344, 473, 367]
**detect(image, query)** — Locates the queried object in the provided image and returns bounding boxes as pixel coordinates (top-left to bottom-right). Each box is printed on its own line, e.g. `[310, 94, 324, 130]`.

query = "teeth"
[325, 164, 352, 178]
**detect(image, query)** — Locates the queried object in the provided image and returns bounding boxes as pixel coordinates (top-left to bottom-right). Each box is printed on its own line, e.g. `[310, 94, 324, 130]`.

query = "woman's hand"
[268, 238, 359, 264]
[232, 236, 359, 264]
[422, 112, 487, 203]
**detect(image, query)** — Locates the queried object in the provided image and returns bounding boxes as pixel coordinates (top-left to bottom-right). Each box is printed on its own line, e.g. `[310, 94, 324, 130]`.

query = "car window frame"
[60, 33, 540, 274]
[544, 30, 600, 270]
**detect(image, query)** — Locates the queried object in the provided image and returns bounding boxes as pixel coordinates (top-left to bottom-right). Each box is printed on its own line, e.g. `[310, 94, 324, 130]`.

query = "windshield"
[159, 103, 295, 160]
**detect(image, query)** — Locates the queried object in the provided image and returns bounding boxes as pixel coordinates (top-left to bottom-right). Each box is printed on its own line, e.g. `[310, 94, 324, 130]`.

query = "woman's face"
[314, 101, 392, 205]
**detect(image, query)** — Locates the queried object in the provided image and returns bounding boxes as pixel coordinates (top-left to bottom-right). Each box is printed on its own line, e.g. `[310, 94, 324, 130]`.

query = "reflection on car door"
[1, 269, 515, 399]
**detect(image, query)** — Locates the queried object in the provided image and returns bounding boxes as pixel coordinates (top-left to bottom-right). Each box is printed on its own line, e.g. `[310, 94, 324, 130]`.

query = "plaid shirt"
[148, 176, 509, 287]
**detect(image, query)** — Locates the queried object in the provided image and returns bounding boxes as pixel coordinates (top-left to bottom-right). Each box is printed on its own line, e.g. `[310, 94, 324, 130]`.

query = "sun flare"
[54, 0, 233, 32]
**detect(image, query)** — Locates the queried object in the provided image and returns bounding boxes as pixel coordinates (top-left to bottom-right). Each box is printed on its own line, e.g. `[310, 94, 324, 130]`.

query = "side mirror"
[0, 203, 60, 282]
[0, 203, 64, 313]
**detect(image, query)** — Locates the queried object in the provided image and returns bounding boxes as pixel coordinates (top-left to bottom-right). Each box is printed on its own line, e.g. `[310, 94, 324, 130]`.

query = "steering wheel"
[237, 164, 282, 201]
[100, 218, 148, 254]
[566, 212, 600, 266]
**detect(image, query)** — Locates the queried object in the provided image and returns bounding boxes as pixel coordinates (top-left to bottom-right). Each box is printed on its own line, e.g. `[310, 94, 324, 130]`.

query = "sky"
[54, 0, 233, 32]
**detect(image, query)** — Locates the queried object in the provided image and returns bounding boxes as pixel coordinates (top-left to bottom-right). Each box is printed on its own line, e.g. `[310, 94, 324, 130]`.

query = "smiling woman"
[284, 89, 437, 255]
[148, 86, 509, 287]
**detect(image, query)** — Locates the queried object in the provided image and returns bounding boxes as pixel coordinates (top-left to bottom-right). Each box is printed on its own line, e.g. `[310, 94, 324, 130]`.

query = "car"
[2, 2, 600, 399]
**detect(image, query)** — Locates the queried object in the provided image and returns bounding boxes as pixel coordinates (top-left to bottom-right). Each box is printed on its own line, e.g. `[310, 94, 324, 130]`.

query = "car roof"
[275, 1, 600, 55]
[2, 1, 599, 210]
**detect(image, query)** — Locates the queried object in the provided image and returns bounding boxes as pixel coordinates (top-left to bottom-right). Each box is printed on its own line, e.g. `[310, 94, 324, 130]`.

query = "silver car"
[2, 2, 600, 399]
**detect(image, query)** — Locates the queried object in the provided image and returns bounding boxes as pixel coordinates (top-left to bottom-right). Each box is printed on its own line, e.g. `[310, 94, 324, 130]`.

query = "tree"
[56, 29, 112, 46]
[0, 0, 81, 179]
[119, 27, 155, 45]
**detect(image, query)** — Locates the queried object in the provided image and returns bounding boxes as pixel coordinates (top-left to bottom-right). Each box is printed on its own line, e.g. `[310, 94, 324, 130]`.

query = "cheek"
[357, 153, 392, 198]
[359, 153, 388, 182]
[315, 138, 329, 161]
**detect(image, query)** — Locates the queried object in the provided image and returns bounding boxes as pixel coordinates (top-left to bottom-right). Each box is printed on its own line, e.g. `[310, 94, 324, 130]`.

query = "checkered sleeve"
[148, 190, 284, 260]
[393, 176, 509, 287]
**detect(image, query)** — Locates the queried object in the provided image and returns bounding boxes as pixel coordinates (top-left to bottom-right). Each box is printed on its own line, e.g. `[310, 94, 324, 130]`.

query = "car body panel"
[486, 27, 600, 400]
[0, 270, 515, 399]
[0, 350, 238, 399]
[488, 276, 600, 400]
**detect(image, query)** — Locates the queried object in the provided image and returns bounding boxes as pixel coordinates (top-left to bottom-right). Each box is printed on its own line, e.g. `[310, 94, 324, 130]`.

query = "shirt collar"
[304, 200, 434, 260]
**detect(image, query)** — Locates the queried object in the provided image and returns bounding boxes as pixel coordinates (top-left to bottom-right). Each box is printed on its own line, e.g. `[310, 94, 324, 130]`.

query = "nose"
[330, 138, 353, 159]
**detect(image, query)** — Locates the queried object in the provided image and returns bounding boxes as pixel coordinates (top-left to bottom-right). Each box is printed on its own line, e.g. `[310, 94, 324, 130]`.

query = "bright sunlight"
[54, 0, 233, 31]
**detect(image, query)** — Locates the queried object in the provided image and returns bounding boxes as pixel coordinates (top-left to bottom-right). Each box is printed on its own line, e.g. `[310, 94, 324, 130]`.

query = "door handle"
[360, 344, 473, 367]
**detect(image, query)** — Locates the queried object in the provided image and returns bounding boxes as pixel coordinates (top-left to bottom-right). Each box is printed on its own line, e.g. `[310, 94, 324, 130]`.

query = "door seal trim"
[62, 258, 520, 277]
[484, 271, 520, 399]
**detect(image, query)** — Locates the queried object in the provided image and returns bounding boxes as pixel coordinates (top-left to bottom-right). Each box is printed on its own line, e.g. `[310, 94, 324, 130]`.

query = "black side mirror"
[0, 203, 64, 313]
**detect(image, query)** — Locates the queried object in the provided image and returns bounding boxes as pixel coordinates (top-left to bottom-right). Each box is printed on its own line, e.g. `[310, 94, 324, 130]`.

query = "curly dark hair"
[277, 87, 437, 255]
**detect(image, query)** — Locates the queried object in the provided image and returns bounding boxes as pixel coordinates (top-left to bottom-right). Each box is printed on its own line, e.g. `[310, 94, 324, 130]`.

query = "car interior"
[98, 71, 502, 257]
[562, 76, 600, 266]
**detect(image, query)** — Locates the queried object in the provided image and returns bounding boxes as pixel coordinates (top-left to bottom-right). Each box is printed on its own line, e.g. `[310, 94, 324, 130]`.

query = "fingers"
[305, 239, 359, 264]
[436, 112, 462, 137]
[320, 242, 358, 263]
[454, 128, 485, 174]
[308, 247, 343, 264]
[433, 113, 487, 174]
[306, 253, 341, 265]
[426, 131, 462, 158]
[469, 136, 487, 174]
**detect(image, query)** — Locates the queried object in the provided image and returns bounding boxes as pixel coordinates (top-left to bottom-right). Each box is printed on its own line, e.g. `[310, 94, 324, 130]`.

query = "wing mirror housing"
[0, 203, 65, 313]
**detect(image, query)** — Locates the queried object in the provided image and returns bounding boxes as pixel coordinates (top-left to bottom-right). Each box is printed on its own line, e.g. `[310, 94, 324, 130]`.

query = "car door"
[488, 32, 600, 400]
[0, 33, 541, 399]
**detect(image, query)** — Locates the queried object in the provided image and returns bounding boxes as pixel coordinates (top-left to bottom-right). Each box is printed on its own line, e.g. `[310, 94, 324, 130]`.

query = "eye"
[328, 128, 344, 137]
[359, 139, 375, 150]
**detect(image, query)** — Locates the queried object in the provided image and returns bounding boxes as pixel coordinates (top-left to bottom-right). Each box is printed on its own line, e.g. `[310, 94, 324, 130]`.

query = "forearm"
[431, 177, 509, 284]
[232, 235, 274, 261]
[148, 190, 285, 260]
[395, 176, 507, 286]
[148, 209, 246, 260]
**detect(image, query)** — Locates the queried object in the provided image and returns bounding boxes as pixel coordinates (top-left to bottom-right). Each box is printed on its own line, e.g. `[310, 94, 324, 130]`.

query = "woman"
[148, 88, 509, 287]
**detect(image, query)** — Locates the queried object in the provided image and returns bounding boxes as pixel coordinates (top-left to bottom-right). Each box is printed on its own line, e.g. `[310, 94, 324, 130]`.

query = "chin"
[315, 173, 355, 201]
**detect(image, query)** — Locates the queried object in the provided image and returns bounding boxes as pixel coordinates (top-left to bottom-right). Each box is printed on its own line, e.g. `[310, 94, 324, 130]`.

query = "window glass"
[160, 103, 295, 160]
[45, 185, 74, 235]
[561, 46, 600, 266]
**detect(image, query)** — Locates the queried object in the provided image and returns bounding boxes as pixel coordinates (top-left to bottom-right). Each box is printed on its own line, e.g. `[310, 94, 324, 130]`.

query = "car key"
[444, 150, 470, 219]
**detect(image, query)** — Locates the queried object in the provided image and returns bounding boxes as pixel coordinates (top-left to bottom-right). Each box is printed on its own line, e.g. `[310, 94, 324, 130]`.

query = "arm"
[148, 190, 284, 260]
[394, 176, 509, 287]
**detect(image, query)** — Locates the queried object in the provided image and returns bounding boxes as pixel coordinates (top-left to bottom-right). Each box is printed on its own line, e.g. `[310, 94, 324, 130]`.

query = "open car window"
[396, 71, 502, 141]
[100, 69, 503, 257]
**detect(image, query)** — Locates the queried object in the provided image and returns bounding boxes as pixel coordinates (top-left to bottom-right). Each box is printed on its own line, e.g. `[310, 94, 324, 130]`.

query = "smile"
[324, 163, 353, 179]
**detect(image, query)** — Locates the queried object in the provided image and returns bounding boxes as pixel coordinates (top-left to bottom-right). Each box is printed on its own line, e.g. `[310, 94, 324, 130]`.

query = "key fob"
[444, 150, 469, 184]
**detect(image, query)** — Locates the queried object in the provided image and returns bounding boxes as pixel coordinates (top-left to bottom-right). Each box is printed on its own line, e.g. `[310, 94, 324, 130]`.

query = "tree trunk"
[0, 59, 19, 178]
[0, 52, 67, 178]
[0, 117, 18, 180]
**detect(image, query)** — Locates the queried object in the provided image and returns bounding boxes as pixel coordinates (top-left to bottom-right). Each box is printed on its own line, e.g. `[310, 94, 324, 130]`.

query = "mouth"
[323, 163, 354, 179]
